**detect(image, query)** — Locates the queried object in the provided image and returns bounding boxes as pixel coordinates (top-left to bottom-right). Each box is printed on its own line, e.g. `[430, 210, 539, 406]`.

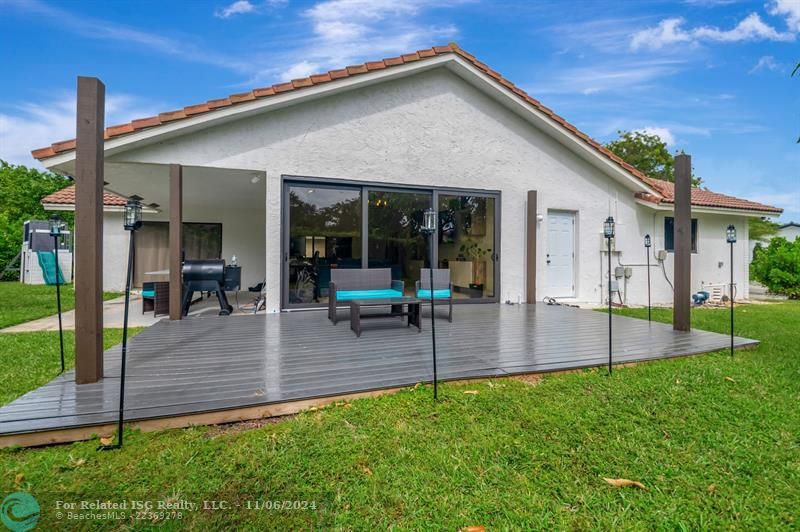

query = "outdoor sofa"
[328, 268, 404, 324]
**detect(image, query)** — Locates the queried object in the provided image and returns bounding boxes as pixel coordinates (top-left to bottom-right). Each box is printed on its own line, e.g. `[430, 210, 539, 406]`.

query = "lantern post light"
[421, 207, 438, 400]
[101, 196, 143, 451]
[644, 234, 652, 323]
[726, 224, 736, 357]
[603, 216, 615, 375]
[49, 215, 66, 374]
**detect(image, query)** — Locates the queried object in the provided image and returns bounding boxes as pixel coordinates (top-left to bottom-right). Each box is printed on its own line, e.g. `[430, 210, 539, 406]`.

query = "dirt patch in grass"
[203, 414, 295, 438]
[512, 373, 544, 386]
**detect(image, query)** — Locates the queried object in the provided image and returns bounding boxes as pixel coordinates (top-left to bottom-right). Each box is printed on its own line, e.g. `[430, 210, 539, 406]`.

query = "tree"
[605, 130, 702, 185]
[749, 217, 780, 242]
[0, 160, 72, 280]
[750, 236, 800, 299]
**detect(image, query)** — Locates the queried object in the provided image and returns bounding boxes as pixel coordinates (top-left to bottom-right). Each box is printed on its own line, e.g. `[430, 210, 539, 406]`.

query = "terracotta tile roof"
[30, 43, 782, 215]
[637, 177, 783, 214]
[40, 184, 128, 207]
[30, 43, 654, 187]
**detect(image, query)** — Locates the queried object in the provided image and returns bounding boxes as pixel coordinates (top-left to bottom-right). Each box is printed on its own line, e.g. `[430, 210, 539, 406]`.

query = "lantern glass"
[124, 199, 143, 231]
[422, 208, 437, 234]
[726, 224, 736, 243]
[603, 216, 615, 239]
[49, 215, 64, 237]
[644, 234, 651, 248]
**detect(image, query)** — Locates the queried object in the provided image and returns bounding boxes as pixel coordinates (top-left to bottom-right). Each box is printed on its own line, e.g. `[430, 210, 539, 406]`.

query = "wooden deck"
[0, 304, 757, 446]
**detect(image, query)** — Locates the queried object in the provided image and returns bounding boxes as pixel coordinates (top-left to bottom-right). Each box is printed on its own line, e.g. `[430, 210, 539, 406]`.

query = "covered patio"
[0, 304, 756, 447]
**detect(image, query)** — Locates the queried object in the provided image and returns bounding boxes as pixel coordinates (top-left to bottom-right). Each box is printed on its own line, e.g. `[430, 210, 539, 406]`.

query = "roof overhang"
[635, 197, 781, 218]
[42, 203, 160, 214]
[40, 54, 658, 197]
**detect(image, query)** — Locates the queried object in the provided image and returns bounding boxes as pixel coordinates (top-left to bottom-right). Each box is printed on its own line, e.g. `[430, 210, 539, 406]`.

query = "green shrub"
[751, 236, 800, 298]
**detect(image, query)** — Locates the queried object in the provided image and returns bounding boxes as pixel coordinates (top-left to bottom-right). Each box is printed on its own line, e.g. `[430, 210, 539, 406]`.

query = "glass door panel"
[437, 194, 497, 300]
[367, 190, 431, 295]
[287, 185, 362, 305]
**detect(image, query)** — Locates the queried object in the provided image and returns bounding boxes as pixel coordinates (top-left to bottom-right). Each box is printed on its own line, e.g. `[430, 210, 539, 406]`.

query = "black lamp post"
[644, 234, 652, 323]
[49, 215, 66, 374]
[727, 224, 736, 357]
[101, 197, 142, 451]
[604, 216, 615, 375]
[421, 207, 438, 400]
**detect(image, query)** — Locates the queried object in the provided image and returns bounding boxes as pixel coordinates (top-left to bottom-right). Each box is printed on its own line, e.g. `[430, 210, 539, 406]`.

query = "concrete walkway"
[1, 292, 263, 333]
[0, 295, 163, 332]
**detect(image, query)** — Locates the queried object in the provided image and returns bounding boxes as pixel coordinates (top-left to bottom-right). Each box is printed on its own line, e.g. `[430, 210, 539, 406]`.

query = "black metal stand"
[428, 235, 438, 400]
[607, 242, 612, 375]
[646, 248, 651, 323]
[730, 241, 734, 356]
[100, 230, 135, 451]
[53, 235, 65, 374]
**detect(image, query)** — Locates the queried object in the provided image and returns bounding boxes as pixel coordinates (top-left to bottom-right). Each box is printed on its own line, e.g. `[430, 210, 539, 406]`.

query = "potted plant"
[459, 239, 491, 292]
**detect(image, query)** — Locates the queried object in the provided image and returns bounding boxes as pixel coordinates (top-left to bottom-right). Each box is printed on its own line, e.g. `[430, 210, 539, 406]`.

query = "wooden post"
[169, 164, 183, 320]
[673, 153, 692, 331]
[74, 77, 105, 384]
[526, 190, 537, 304]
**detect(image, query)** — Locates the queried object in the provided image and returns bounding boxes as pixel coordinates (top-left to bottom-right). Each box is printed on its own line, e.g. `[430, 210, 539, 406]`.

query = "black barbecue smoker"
[181, 259, 239, 316]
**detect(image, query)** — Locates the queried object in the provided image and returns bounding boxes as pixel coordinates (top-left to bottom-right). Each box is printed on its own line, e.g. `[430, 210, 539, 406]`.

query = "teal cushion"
[337, 289, 404, 300]
[417, 289, 451, 299]
[142, 290, 155, 298]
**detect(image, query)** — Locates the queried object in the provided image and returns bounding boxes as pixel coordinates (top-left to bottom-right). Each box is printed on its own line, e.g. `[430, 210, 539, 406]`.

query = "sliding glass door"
[437, 194, 497, 301]
[367, 189, 431, 296]
[285, 184, 362, 305]
[283, 179, 499, 308]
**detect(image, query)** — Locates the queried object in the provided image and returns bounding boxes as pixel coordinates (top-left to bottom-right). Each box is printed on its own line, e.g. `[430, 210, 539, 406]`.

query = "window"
[664, 217, 697, 253]
[133, 222, 222, 286]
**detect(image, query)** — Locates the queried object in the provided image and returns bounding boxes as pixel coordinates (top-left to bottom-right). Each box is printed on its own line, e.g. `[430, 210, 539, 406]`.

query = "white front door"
[546, 211, 575, 297]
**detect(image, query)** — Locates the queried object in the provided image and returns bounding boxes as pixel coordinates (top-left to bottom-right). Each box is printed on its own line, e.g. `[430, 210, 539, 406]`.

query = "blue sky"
[1, 0, 797, 221]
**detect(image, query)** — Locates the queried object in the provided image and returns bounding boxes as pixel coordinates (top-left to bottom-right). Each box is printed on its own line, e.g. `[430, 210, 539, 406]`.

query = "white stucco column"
[265, 171, 282, 312]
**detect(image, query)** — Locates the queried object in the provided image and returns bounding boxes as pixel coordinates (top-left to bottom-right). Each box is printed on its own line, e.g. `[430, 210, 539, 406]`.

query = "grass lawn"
[1, 302, 798, 529]
[0, 329, 144, 406]
[0, 282, 122, 329]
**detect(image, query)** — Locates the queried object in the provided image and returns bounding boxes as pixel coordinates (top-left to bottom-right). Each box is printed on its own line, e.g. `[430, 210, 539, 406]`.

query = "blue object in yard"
[37, 251, 65, 285]
[416, 289, 452, 299]
[335, 289, 404, 301]
[692, 291, 710, 305]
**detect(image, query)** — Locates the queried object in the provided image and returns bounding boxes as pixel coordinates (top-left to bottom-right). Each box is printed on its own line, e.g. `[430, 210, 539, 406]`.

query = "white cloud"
[631, 18, 694, 50]
[631, 13, 796, 50]
[0, 93, 162, 167]
[749, 55, 781, 73]
[280, 60, 322, 80]
[636, 126, 676, 146]
[5, 0, 256, 74]
[751, 190, 800, 218]
[768, 0, 800, 32]
[265, 0, 461, 84]
[214, 0, 257, 18]
[529, 59, 685, 96]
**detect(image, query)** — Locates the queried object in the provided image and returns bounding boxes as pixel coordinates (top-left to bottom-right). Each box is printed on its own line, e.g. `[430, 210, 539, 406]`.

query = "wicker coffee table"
[349, 297, 422, 337]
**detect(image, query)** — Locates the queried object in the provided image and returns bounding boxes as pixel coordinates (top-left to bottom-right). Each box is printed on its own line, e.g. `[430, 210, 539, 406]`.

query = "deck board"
[0, 304, 756, 438]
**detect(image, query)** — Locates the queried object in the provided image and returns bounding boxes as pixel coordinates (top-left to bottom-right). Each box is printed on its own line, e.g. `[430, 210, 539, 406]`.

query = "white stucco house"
[777, 222, 800, 242]
[35, 44, 781, 310]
